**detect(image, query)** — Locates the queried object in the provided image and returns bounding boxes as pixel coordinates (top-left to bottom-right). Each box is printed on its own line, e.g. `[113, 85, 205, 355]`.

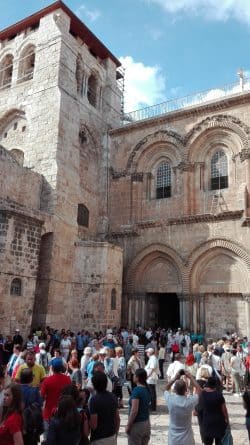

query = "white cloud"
[148, 0, 250, 25]
[76, 4, 101, 23]
[120, 56, 166, 112]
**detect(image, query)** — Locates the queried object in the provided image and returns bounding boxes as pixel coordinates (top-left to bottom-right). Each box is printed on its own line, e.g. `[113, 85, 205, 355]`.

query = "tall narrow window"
[156, 162, 171, 199]
[111, 288, 117, 310]
[87, 74, 98, 108]
[211, 150, 228, 190]
[0, 54, 13, 89]
[77, 204, 89, 227]
[10, 278, 22, 296]
[18, 45, 35, 83]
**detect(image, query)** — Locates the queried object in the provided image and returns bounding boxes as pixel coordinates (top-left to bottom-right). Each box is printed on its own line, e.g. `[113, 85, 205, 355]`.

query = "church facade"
[0, 1, 249, 338]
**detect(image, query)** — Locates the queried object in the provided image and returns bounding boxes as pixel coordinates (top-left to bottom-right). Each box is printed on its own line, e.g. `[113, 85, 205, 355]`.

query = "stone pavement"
[117, 380, 248, 444]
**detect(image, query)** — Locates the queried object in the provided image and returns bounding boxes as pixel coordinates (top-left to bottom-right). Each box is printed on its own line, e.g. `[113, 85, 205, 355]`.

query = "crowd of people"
[0, 325, 249, 445]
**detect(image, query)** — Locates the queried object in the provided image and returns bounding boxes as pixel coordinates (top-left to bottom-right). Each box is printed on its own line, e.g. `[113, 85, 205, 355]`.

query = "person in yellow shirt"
[15, 351, 46, 387]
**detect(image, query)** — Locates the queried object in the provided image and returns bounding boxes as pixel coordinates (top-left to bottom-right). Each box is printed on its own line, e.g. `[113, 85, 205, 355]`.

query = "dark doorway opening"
[147, 293, 180, 329]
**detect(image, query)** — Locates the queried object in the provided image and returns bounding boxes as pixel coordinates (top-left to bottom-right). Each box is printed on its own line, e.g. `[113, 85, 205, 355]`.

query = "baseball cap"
[51, 358, 64, 372]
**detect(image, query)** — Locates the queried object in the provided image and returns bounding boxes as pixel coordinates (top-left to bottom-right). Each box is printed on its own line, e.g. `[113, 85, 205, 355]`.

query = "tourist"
[164, 370, 201, 445]
[158, 342, 166, 380]
[126, 368, 151, 445]
[60, 334, 71, 361]
[243, 390, 250, 442]
[70, 359, 82, 390]
[20, 368, 43, 445]
[145, 348, 159, 411]
[115, 346, 126, 408]
[89, 371, 120, 445]
[6, 345, 21, 379]
[166, 353, 185, 381]
[35, 343, 51, 372]
[46, 395, 81, 445]
[127, 349, 142, 392]
[230, 349, 243, 395]
[221, 347, 232, 392]
[198, 376, 229, 445]
[81, 347, 92, 381]
[0, 383, 24, 445]
[13, 330, 23, 347]
[15, 351, 46, 387]
[41, 358, 71, 439]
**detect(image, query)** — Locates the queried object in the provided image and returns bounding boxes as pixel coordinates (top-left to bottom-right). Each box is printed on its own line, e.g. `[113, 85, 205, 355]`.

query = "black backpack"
[181, 338, 186, 347]
[24, 401, 44, 437]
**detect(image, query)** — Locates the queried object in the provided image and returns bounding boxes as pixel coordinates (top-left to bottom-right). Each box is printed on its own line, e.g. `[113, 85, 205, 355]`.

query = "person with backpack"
[41, 358, 71, 440]
[35, 343, 51, 373]
[20, 368, 43, 445]
[46, 395, 81, 445]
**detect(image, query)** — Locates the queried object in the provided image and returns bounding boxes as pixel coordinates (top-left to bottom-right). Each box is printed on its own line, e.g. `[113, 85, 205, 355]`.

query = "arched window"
[77, 204, 89, 227]
[156, 162, 171, 199]
[87, 73, 98, 107]
[0, 54, 13, 89]
[211, 150, 228, 190]
[18, 45, 35, 83]
[111, 288, 116, 310]
[10, 278, 22, 296]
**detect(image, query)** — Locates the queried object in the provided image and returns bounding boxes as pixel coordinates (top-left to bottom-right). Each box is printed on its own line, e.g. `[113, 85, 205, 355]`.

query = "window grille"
[0, 54, 13, 89]
[111, 288, 116, 310]
[156, 162, 171, 199]
[77, 204, 89, 227]
[87, 74, 98, 108]
[10, 278, 22, 296]
[211, 150, 228, 190]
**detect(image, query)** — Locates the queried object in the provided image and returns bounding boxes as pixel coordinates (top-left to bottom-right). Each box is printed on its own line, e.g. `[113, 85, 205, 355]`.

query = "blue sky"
[1, 0, 250, 111]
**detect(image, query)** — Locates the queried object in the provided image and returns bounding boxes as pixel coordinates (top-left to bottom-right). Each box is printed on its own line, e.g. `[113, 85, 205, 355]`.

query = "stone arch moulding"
[0, 109, 26, 135]
[185, 114, 250, 158]
[126, 129, 184, 173]
[186, 238, 250, 294]
[126, 243, 185, 294]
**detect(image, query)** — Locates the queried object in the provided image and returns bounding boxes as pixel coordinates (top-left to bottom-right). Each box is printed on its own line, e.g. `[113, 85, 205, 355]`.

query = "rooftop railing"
[122, 77, 250, 124]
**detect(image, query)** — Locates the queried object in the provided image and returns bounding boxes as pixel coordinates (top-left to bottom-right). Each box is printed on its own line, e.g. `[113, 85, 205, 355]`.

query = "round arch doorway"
[147, 293, 180, 329]
[127, 247, 183, 328]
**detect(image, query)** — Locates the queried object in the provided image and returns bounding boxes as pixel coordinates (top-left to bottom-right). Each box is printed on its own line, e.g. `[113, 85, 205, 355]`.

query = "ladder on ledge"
[210, 192, 228, 214]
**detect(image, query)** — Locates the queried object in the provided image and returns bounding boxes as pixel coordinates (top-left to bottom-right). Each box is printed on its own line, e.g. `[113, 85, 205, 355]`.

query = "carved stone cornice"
[136, 210, 243, 230]
[239, 149, 250, 162]
[242, 218, 250, 226]
[176, 161, 195, 172]
[110, 167, 127, 179]
[131, 172, 144, 182]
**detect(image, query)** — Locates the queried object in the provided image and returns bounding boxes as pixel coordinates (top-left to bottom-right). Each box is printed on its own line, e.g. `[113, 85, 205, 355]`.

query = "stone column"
[199, 295, 206, 335]
[243, 294, 250, 340]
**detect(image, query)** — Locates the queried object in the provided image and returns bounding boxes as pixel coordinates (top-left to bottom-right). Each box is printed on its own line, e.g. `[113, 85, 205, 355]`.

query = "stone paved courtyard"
[118, 380, 248, 444]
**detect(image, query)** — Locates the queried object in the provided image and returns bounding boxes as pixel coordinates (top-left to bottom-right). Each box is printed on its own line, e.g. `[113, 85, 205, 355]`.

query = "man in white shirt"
[166, 354, 185, 381]
[145, 347, 159, 411]
[164, 370, 202, 445]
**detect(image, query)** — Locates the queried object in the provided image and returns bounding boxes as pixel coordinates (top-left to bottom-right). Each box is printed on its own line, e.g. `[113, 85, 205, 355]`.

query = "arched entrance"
[126, 245, 183, 328]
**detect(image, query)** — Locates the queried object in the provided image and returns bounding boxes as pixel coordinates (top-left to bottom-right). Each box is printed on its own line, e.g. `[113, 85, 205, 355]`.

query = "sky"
[1, 0, 250, 111]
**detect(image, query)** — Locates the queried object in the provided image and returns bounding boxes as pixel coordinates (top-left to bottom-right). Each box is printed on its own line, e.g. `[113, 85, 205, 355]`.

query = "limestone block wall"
[70, 241, 123, 331]
[0, 208, 42, 335]
[205, 294, 247, 338]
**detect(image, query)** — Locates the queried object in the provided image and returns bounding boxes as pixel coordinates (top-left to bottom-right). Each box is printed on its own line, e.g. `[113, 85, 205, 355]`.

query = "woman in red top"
[0, 383, 23, 445]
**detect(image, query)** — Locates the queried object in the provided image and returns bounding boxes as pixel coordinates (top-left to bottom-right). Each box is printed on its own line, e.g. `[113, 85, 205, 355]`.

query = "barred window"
[0, 54, 13, 89]
[18, 45, 35, 83]
[77, 204, 89, 227]
[156, 162, 171, 199]
[10, 278, 22, 296]
[111, 288, 116, 310]
[211, 150, 228, 190]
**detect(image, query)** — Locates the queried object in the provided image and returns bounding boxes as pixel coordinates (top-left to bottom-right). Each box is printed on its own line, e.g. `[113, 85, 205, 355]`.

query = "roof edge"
[0, 1, 120, 67]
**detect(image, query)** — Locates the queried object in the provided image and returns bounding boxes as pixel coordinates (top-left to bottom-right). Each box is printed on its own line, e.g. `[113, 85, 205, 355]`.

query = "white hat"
[15, 329, 20, 332]
[107, 334, 113, 340]
[106, 329, 113, 334]
[99, 348, 107, 355]
[84, 347, 92, 355]
[39, 343, 46, 349]
[146, 347, 154, 354]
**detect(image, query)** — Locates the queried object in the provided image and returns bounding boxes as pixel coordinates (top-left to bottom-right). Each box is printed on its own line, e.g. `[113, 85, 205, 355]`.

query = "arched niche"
[190, 248, 250, 294]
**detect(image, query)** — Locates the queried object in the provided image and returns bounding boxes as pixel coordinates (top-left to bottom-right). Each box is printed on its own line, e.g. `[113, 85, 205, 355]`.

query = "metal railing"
[122, 77, 250, 124]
